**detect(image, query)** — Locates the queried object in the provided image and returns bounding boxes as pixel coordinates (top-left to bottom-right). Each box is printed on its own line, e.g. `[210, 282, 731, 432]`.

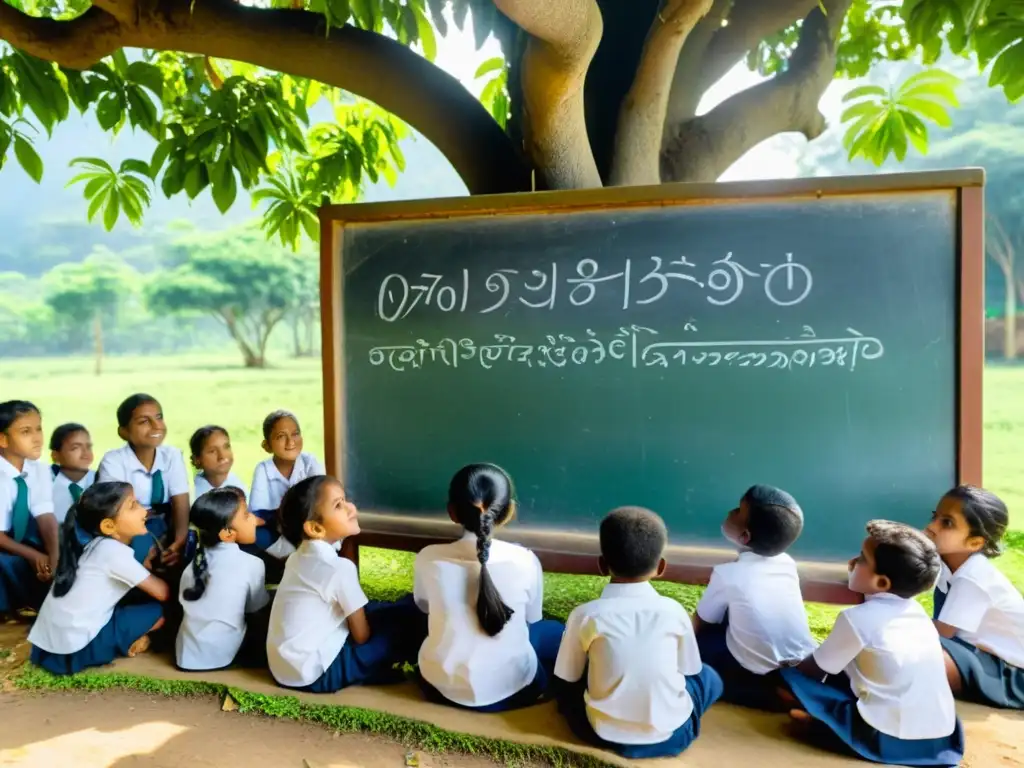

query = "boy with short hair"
[97, 394, 189, 565]
[553, 506, 722, 759]
[0, 400, 59, 615]
[50, 423, 96, 524]
[693, 484, 816, 709]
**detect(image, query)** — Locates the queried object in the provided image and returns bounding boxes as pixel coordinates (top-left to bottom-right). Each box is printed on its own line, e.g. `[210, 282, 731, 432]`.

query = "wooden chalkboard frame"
[319, 169, 985, 605]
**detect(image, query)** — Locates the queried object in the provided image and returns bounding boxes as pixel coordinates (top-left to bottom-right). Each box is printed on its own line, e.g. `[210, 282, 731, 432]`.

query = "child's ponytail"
[183, 487, 246, 602]
[448, 463, 517, 638]
[474, 502, 514, 636]
[53, 481, 134, 598]
[53, 502, 86, 598]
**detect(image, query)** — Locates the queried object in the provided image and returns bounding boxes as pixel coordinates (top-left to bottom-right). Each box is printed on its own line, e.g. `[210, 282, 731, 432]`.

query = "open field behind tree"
[1, 351, 1021, 640]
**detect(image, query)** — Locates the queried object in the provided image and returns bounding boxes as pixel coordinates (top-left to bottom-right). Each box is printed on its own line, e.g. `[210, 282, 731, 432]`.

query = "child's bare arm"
[36, 513, 59, 566]
[932, 619, 958, 639]
[169, 494, 190, 549]
[691, 613, 704, 634]
[0, 530, 49, 570]
[346, 607, 371, 645]
[136, 574, 171, 602]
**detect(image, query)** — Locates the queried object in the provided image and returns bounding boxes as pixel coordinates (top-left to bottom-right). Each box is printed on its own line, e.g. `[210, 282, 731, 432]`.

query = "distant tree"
[43, 253, 136, 374]
[287, 248, 319, 358]
[146, 227, 304, 368]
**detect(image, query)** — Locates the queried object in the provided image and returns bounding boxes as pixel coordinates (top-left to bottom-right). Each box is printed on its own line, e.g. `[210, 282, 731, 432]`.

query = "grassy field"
[2, 351, 1021, 639]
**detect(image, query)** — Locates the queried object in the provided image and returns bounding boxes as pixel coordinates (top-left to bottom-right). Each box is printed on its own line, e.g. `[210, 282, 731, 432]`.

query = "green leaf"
[474, 57, 506, 79]
[86, 188, 108, 222]
[126, 87, 160, 135]
[426, 0, 447, 36]
[96, 93, 124, 131]
[898, 96, 953, 127]
[150, 141, 172, 179]
[82, 175, 109, 200]
[125, 61, 165, 99]
[103, 190, 121, 231]
[71, 157, 114, 173]
[842, 84, 888, 103]
[120, 158, 153, 177]
[13, 136, 43, 183]
[211, 161, 238, 214]
[412, 5, 438, 61]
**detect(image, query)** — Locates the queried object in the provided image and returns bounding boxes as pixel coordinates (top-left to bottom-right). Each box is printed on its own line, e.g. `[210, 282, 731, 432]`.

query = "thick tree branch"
[493, 0, 603, 189]
[609, 0, 713, 186]
[0, 0, 530, 195]
[664, 0, 734, 125]
[661, 0, 852, 183]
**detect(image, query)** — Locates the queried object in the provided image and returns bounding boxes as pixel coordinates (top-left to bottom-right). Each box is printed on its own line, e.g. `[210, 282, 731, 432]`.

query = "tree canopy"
[0, 0, 1022, 249]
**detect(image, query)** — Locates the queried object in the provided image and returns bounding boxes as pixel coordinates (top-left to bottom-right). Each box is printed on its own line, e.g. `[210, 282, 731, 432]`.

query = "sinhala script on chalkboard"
[366, 251, 885, 375]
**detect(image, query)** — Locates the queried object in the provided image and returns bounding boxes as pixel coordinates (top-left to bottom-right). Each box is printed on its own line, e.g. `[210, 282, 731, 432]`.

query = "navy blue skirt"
[779, 667, 964, 766]
[696, 621, 786, 711]
[130, 513, 169, 563]
[418, 618, 565, 712]
[556, 664, 723, 759]
[300, 595, 427, 694]
[31, 602, 163, 676]
[933, 586, 1024, 709]
[0, 549, 51, 613]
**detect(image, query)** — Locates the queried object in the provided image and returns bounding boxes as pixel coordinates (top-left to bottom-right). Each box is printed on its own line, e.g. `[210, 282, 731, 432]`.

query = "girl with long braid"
[175, 487, 270, 671]
[414, 463, 565, 711]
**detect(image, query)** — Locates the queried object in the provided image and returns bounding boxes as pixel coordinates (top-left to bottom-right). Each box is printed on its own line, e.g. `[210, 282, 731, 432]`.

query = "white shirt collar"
[600, 581, 658, 599]
[0, 455, 24, 479]
[300, 538, 341, 560]
[864, 591, 906, 603]
[122, 444, 159, 475]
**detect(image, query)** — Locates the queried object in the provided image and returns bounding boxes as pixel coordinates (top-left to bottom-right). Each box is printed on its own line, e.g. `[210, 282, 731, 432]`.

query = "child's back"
[415, 534, 543, 706]
[558, 582, 701, 744]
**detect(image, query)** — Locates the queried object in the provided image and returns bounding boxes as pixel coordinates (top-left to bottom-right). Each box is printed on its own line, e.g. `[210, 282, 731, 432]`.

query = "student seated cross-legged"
[780, 521, 964, 767]
[28, 482, 169, 675]
[266, 476, 425, 693]
[925, 485, 1024, 710]
[414, 463, 565, 712]
[554, 507, 723, 760]
[693, 485, 816, 710]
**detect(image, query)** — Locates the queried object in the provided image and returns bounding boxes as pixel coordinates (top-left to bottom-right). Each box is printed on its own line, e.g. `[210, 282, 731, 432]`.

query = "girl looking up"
[176, 487, 270, 671]
[926, 485, 1024, 709]
[28, 482, 169, 675]
[266, 476, 424, 693]
[414, 463, 564, 711]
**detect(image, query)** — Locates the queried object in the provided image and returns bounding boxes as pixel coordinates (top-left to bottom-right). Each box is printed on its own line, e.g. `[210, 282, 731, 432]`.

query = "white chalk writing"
[375, 253, 812, 322]
[367, 325, 884, 373]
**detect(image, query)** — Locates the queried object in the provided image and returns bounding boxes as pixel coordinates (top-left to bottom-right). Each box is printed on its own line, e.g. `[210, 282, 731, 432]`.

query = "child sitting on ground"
[190, 426, 248, 500]
[50, 422, 95, 524]
[249, 410, 324, 558]
[28, 482, 169, 675]
[780, 520, 964, 766]
[554, 507, 722, 759]
[414, 463, 564, 711]
[97, 394, 190, 565]
[266, 476, 424, 693]
[0, 400, 59, 616]
[176, 487, 270, 671]
[693, 485, 816, 709]
[926, 485, 1024, 709]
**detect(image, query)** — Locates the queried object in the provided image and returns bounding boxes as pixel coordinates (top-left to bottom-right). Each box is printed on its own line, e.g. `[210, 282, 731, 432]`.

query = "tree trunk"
[1005, 279, 1017, 361]
[291, 313, 302, 358]
[93, 310, 104, 376]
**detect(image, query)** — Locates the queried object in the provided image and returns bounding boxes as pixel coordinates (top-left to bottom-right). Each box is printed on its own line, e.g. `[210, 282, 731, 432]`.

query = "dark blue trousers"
[0, 518, 50, 613]
[556, 664, 723, 758]
[301, 595, 427, 694]
[418, 618, 566, 712]
[696, 619, 786, 711]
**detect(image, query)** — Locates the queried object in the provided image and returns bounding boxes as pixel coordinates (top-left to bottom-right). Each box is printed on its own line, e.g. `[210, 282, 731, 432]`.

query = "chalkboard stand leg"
[341, 536, 360, 571]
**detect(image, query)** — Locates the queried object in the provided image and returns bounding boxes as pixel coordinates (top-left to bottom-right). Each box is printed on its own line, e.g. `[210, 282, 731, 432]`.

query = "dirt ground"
[1, 621, 1022, 768]
[0, 688, 511, 768]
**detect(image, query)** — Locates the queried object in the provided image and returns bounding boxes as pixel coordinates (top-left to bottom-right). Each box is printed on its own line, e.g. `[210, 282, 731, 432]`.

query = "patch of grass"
[15, 664, 612, 768]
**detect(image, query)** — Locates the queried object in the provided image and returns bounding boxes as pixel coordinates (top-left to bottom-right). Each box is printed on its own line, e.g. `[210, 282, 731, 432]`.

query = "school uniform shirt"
[696, 551, 816, 674]
[266, 539, 367, 687]
[176, 543, 270, 670]
[935, 554, 1024, 668]
[813, 592, 956, 740]
[264, 535, 341, 559]
[248, 453, 324, 513]
[28, 537, 151, 654]
[193, 471, 248, 500]
[414, 532, 544, 707]
[97, 445, 190, 509]
[0, 456, 55, 534]
[555, 581, 703, 745]
[52, 470, 96, 524]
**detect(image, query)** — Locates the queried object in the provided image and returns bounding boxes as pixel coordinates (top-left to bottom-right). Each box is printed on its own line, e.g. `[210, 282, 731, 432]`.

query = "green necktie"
[11, 475, 30, 542]
[69, 482, 83, 503]
[150, 469, 164, 508]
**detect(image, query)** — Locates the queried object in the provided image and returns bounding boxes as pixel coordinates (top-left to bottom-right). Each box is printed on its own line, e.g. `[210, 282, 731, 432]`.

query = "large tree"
[0, 0, 1021, 243]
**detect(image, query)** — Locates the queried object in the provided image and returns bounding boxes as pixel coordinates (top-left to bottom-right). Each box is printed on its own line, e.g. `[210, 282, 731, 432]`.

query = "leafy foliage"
[474, 56, 510, 129]
[67, 157, 153, 229]
[840, 68, 961, 163]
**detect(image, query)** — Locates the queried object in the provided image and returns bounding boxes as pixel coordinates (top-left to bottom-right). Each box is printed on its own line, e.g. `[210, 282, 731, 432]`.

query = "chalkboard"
[320, 171, 984, 593]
